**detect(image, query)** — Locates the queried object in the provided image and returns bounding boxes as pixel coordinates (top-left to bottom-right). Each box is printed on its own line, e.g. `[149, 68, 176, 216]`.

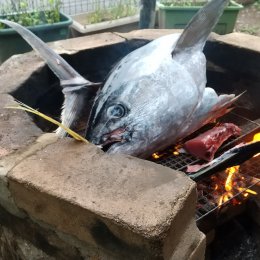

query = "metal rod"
[189, 141, 260, 182]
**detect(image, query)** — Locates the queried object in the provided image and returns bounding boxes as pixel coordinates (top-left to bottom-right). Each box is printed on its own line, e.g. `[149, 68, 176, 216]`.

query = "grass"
[85, 0, 138, 25]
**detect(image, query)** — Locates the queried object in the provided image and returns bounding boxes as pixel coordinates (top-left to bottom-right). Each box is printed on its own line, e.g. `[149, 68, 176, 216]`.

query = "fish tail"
[172, 0, 230, 55]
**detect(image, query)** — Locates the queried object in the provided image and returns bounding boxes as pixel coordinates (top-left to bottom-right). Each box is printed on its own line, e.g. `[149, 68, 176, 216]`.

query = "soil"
[235, 1, 260, 36]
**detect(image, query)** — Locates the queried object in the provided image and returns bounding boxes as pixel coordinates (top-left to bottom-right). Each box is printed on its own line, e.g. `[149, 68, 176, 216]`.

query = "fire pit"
[0, 30, 260, 259]
[151, 111, 260, 230]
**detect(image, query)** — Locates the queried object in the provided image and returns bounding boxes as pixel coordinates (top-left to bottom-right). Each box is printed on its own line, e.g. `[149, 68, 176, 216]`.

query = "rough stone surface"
[0, 226, 54, 260]
[0, 93, 43, 216]
[189, 232, 206, 260]
[215, 32, 260, 53]
[116, 29, 182, 41]
[0, 94, 42, 157]
[8, 137, 201, 259]
[0, 203, 100, 260]
[204, 32, 260, 81]
[49, 32, 125, 54]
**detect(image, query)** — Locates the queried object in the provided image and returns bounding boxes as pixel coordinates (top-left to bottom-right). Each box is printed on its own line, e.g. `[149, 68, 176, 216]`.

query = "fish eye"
[107, 104, 126, 118]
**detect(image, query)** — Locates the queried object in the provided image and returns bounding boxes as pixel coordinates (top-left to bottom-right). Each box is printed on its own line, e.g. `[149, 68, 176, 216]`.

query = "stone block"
[8, 138, 204, 259]
[0, 94, 42, 156]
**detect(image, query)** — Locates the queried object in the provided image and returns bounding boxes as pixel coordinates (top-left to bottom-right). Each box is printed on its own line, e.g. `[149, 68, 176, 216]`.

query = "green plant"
[0, 0, 62, 29]
[254, 0, 260, 9]
[239, 25, 260, 35]
[85, 0, 138, 25]
[159, 0, 235, 6]
[159, 0, 207, 6]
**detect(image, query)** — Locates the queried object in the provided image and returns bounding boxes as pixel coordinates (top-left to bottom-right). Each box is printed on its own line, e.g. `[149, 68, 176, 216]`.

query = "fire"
[217, 132, 260, 207]
[152, 152, 163, 159]
[253, 132, 260, 141]
[217, 165, 258, 207]
[224, 165, 239, 192]
[152, 145, 181, 159]
[195, 131, 260, 215]
[252, 132, 260, 157]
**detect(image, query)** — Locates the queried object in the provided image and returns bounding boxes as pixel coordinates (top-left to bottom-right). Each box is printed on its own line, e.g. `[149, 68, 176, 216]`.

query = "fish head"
[86, 76, 159, 158]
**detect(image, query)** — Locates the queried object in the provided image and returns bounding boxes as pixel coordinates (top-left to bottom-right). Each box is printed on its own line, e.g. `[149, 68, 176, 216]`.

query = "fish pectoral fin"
[207, 92, 243, 123]
[172, 0, 229, 56]
[0, 19, 101, 136]
[0, 19, 94, 87]
[56, 81, 101, 137]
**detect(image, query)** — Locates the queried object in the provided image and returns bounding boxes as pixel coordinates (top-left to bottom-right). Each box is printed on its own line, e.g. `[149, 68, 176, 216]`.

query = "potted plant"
[0, 0, 72, 64]
[157, 0, 243, 34]
[71, 0, 139, 36]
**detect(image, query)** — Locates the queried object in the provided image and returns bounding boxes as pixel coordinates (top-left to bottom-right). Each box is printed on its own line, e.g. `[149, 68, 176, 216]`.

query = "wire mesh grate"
[151, 111, 260, 172]
[195, 160, 260, 221]
[150, 109, 260, 221]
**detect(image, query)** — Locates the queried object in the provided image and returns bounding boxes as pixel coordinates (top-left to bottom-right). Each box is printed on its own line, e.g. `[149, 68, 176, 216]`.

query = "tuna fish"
[0, 0, 238, 158]
[86, 0, 237, 157]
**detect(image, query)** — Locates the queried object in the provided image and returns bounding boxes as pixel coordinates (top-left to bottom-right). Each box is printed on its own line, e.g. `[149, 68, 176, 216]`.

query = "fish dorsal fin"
[172, 0, 229, 56]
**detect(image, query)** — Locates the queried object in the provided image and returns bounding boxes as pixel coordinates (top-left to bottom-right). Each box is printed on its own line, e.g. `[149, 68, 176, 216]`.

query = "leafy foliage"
[159, 0, 235, 7]
[85, 0, 138, 25]
[0, 0, 62, 29]
[159, 0, 208, 7]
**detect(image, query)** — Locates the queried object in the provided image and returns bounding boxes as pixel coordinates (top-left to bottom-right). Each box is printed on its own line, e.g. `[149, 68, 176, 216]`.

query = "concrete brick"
[215, 32, 260, 53]
[0, 93, 43, 216]
[0, 94, 42, 155]
[8, 138, 203, 259]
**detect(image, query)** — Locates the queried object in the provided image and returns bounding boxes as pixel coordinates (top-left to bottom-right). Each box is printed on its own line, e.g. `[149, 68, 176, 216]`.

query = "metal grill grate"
[152, 111, 260, 172]
[151, 109, 260, 221]
[195, 159, 260, 221]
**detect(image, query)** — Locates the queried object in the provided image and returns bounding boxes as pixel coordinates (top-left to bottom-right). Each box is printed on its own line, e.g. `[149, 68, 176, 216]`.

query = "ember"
[217, 165, 257, 208]
[152, 145, 181, 159]
[196, 132, 260, 219]
[252, 132, 260, 157]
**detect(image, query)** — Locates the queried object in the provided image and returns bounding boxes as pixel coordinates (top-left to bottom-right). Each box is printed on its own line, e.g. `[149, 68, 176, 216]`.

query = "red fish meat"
[183, 123, 241, 161]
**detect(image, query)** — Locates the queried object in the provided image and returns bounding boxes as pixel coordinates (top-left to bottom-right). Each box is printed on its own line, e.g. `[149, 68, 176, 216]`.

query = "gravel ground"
[235, 1, 260, 36]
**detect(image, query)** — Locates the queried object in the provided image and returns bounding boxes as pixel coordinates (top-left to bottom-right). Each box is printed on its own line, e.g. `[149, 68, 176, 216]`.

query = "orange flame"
[252, 132, 260, 157]
[217, 131, 259, 207]
[152, 152, 163, 159]
[225, 165, 239, 192]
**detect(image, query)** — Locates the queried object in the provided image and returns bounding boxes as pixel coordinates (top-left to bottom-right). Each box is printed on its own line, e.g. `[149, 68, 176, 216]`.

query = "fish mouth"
[99, 127, 130, 152]
[101, 137, 123, 152]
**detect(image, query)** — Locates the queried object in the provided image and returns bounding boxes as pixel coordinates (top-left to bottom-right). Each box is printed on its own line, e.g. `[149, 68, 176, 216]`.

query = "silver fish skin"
[86, 0, 232, 158]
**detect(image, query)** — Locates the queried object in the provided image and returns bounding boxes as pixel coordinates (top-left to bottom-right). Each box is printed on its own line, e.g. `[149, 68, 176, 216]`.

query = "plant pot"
[158, 1, 243, 35]
[0, 12, 72, 64]
[70, 14, 139, 37]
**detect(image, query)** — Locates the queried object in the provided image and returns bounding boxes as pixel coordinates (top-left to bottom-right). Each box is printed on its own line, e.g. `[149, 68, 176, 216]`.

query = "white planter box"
[71, 14, 139, 35]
